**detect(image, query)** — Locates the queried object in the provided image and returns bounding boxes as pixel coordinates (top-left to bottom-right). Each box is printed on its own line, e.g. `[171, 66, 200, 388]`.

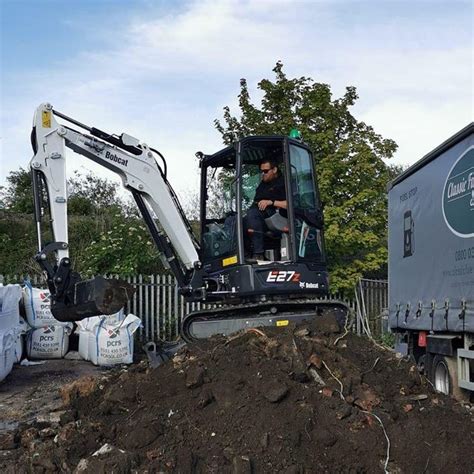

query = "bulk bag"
[26, 324, 72, 359]
[88, 314, 141, 366]
[0, 285, 21, 332]
[0, 330, 16, 382]
[23, 282, 69, 328]
[76, 309, 125, 361]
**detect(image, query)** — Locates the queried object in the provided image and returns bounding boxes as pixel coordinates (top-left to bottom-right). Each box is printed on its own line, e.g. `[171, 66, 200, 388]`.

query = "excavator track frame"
[181, 299, 350, 342]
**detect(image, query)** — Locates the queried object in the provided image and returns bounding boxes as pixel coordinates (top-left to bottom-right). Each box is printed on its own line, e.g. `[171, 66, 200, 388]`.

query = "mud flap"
[51, 276, 134, 322]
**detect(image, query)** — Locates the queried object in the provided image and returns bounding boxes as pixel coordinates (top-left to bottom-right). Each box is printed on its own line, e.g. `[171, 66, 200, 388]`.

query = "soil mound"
[3, 319, 474, 473]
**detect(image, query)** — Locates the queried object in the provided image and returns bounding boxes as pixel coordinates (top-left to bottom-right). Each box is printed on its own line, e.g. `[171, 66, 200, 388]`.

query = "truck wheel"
[432, 355, 451, 395]
[431, 354, 467, 400]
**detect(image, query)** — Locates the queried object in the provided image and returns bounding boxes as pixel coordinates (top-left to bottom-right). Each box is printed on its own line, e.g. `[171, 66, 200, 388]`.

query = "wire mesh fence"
[1, 274, 388, 342]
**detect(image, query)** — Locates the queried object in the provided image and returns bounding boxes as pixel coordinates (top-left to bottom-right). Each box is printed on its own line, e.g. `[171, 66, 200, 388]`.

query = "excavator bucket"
[51, 276, 134, 322]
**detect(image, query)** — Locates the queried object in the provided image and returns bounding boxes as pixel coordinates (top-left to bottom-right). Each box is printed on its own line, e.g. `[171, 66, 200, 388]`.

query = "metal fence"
[1, 274, 388, 342]
[354, 278, 389, 338]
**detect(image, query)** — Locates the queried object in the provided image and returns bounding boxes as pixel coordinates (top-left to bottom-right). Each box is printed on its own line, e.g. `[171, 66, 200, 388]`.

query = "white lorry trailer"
[388, 123, 474, 400]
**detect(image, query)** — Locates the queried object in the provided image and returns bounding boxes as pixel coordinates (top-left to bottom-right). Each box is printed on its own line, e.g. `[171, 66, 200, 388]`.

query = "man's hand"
[258, 199, 273, 211]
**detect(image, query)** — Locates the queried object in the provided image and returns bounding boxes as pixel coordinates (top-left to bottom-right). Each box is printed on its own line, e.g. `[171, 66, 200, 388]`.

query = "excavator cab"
[196, 136, 328, 298]
[200, 136, 326, 268]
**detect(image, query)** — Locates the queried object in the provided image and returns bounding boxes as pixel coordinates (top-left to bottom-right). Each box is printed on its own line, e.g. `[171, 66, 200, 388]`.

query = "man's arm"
[273, 199, 287, 210]
[257, 199, 287, 211]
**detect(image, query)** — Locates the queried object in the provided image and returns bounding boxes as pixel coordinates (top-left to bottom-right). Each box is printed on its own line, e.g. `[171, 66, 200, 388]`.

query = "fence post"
[167, 274, 172, 340]
[150, 275, 155, 341]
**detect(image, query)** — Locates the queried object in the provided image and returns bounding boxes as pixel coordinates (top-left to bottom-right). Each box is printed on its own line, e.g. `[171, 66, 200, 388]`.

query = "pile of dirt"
[2, 316, 473, 473]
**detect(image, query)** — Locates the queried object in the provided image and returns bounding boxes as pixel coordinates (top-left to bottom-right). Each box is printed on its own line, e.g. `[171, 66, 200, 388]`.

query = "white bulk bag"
[13, 317, 29, 363]
[14, 336, 23, 363]
[0, 330, 16, 382]
[76, 318, 95, 361]
[0, 285, 21, 332]
[23, 282, 70, 328]
[88, 314, 141, 366]
[0, 350, 14, 383]
[26, 324, 72, 359]
[76, 309, 125, 361]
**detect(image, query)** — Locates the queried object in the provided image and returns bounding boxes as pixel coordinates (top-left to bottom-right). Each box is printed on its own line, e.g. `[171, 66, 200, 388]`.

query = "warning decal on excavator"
[222, 255, 238, 267]
[42, 110, 51, 128]
[276, 320, 289, 327]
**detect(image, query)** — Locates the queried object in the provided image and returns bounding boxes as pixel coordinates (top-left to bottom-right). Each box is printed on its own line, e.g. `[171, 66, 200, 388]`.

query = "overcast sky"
[1, 0, 472, 200]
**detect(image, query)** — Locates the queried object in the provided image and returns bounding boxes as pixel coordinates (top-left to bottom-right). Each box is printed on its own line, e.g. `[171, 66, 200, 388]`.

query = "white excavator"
[29, 103, 348, 341]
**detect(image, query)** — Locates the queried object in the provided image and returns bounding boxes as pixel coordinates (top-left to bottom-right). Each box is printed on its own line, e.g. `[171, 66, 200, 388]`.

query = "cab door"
[286, 141, 326, 264]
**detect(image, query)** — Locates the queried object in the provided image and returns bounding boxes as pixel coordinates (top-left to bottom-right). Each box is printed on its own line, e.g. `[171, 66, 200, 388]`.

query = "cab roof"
[201, 135, 310, 168]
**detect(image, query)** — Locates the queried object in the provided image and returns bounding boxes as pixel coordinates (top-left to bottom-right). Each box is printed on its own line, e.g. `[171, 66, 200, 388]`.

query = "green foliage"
[67, 171, 122, 216]
[378, 331, 396, 349]
[0, 211, 38, 276]
[0, 167, 35, 214]
[215, 62, 398, 294]
[81, 218, 160, 275]
[0, 168, 163, 276]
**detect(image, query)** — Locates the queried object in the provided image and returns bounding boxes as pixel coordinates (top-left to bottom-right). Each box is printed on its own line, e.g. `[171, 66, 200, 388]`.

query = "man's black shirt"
[253, 174, 286, 204]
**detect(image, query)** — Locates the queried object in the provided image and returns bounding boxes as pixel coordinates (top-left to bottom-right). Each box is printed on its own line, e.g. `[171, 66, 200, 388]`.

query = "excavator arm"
[30, 103, 201, 322]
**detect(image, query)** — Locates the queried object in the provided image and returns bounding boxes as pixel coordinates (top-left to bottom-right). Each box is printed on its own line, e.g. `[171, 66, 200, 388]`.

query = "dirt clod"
[61, 376, 98, 405]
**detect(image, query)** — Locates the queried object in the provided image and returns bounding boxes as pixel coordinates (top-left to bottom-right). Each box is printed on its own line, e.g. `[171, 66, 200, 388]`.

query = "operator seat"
[263, 210, 290, 261]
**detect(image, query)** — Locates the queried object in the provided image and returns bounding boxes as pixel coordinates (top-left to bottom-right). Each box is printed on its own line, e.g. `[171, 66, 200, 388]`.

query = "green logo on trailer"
[442, 147, 474, 237]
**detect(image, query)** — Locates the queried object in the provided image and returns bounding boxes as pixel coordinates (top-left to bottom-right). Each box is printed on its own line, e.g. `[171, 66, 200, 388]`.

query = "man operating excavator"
[244, 159, 287, 261]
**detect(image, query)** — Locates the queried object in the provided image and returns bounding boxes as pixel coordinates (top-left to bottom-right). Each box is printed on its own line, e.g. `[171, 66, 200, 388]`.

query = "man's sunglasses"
[260, 168, 273, 174]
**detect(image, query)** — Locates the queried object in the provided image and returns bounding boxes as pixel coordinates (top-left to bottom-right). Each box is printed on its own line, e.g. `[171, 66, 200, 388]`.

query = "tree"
[0, 167, 35, 214]
[215, 62, 398, 294]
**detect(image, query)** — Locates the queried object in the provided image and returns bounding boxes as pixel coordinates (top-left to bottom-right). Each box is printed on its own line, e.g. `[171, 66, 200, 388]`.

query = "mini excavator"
[30, 103, 348, 341]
